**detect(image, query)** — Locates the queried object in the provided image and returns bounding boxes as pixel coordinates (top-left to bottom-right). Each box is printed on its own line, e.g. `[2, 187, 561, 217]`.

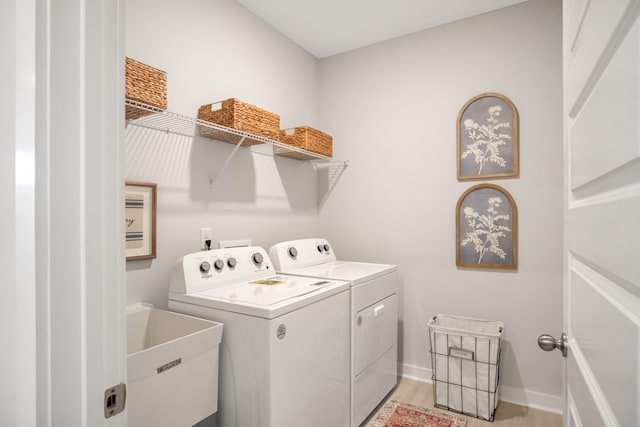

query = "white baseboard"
[400, 363, 563, 414]
[499, 385, 563, 414]
[399, 362, 432, 382]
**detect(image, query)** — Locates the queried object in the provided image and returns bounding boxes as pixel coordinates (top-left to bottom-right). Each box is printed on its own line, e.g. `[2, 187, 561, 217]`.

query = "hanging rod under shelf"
[125, 99, 348, 167]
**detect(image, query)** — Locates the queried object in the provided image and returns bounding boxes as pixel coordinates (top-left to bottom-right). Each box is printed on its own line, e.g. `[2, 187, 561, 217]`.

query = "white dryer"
[269, 238, 398, 427]
[168, 246, 350, 427]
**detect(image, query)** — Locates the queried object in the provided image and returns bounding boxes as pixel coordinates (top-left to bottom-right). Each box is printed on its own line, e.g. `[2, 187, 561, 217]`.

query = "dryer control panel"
[269, 238, 336, 271]
[170, 246, 274, 294]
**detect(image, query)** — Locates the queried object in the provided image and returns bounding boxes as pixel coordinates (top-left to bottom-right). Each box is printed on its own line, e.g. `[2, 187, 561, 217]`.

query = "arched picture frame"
[457, 93, 519, 181]
[456, 183, 517, 270]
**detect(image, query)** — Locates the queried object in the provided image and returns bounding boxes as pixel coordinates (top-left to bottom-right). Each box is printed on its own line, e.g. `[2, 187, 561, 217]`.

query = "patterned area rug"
[369, 400, 466, 427]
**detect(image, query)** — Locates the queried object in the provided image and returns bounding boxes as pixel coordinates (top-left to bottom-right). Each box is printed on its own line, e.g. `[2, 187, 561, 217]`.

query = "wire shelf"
[124, 99, 349, 168]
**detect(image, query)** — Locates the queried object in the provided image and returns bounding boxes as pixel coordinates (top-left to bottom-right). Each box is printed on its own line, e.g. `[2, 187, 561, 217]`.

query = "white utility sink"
[127, 303, 223, 427]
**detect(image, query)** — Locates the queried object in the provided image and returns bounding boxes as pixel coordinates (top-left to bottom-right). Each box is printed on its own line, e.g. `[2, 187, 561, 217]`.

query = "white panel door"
[563, 0, 640, 426]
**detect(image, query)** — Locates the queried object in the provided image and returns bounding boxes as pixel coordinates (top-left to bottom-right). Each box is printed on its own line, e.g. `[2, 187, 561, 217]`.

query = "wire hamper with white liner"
[427, 314, 504, 421]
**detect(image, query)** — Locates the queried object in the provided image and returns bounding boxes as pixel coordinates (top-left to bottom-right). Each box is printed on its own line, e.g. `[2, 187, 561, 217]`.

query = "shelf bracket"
[311, 159, 349, 170]
[209, 135, 247, 188]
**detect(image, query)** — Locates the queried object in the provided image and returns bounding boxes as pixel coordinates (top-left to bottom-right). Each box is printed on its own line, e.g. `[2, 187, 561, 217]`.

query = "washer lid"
[283, 260, 397, 285]
[197, 275, 339, 306]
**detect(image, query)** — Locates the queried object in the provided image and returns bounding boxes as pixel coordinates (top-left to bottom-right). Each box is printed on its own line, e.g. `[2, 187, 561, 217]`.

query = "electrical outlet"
[200, 228, 212, 250]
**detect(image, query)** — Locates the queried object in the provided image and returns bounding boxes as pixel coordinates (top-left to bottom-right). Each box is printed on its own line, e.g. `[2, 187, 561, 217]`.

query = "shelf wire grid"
[125, 99, 347, 166]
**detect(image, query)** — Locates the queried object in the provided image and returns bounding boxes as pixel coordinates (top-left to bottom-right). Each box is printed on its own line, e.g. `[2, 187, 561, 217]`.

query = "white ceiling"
[236, 0, 528, 58]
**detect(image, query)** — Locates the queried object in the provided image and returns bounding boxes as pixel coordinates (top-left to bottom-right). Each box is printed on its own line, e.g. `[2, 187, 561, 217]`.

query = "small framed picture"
[125, 181, 157, 261]
[457, 93, 519, 181]
[456, 183, 517, 270]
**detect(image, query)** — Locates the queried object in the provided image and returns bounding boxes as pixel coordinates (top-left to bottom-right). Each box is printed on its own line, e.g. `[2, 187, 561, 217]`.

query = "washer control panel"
[269, 238, 337, 271]
[170, 246, 274, 294]
[316, 243, 331, 253]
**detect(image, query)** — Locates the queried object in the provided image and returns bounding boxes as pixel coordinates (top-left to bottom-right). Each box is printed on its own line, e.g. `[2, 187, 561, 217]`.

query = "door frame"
[2, 0, 127, 424]
[48, 0, 127, 424]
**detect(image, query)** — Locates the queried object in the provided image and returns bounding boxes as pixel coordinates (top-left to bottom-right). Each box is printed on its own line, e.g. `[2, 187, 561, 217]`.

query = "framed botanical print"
[456, 183, 517, 269]
[125, 181, 157, 260]
[457, 93, 519, 180]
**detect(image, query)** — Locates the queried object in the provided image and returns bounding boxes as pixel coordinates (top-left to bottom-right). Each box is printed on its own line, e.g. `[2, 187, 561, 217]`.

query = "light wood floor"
[364, 377, 562, 427]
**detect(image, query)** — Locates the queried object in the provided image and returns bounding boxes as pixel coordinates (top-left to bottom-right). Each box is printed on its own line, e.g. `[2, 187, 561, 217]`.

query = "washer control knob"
[323, 244, 330, 252]
[199, 261, 211, 273]
[288, 247, 298, 258]
[317, 245, 324, 253]
[213, 259, 224, 271]
[252, 252, 264, 265]
[227, 257, 237, 268]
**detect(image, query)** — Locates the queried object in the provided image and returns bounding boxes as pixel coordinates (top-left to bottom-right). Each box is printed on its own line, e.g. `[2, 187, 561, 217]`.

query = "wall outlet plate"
[200, 228, 212, 250]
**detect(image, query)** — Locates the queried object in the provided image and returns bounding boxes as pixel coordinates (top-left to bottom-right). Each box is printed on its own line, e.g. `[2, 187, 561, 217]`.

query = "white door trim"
[47, 0, 127, 424]
[0, 0, 38, 425]
[2, 0, 126, 425]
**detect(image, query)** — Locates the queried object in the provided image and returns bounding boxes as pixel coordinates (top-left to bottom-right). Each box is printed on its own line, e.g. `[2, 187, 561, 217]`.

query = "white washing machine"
[168, 246, 350, 427]
[269, 238, 398, 427]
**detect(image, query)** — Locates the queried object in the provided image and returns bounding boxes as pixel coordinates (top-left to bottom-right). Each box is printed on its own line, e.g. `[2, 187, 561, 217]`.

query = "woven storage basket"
[197, 99, 280, 146]
[275, 126, 333, 160]
[125, 57, 167, 120]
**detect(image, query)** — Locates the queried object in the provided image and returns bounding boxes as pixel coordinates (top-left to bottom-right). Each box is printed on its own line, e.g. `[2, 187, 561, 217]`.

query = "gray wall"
[125, 0, 564, 409]
[125, 0, 322, 308]
[318, 0, 563, 408]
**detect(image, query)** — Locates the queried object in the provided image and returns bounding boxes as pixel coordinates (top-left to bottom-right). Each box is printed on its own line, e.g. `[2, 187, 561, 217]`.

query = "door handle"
[537, 332, 567, 358]
[373, 304, 385, 317]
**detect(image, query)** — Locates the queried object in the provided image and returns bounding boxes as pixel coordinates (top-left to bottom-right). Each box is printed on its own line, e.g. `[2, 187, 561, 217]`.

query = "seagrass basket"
[197, 99, 280, 146]
[125, 57, 167, 119]
[275, 126, 333, 160]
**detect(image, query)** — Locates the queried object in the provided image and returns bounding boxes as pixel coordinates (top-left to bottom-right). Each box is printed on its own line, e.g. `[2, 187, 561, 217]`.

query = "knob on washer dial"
[213, 259, 225, 271]
[252, 252, 264, 265]
[199, 261, 211, 273]
[288, 247, 298, 258]
[227, 257, 237, 268]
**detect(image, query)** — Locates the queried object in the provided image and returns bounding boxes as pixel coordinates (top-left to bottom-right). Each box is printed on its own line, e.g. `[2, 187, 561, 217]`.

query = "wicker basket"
[274, 126, 333, 160]
[125, 57, 167, 120]
[197, 99, 280, 146]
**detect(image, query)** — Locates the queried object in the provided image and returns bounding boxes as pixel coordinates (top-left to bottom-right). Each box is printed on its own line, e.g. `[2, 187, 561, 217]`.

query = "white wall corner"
[399, 362, 432, 383]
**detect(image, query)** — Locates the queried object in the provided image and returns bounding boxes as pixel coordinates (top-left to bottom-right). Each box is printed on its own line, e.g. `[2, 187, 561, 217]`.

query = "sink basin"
[127, 303, 223, 427]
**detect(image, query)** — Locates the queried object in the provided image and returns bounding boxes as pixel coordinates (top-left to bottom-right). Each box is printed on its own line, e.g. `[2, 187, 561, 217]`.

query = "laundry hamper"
[427, 314, 503, 421]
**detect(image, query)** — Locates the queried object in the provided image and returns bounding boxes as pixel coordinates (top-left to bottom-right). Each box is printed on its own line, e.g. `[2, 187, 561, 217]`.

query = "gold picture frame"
[125, 181, 157, 261]
[457, 93, 519, 181]
[456, 183, 517, 270]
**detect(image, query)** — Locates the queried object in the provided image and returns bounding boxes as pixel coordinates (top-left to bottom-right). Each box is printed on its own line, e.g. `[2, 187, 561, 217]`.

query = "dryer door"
[353, 293, 398, 426]
[354, 293, 398, 376]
